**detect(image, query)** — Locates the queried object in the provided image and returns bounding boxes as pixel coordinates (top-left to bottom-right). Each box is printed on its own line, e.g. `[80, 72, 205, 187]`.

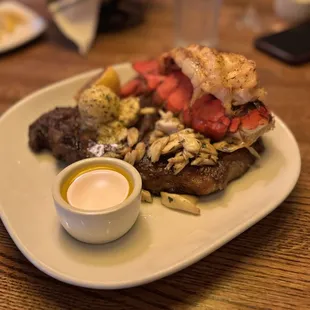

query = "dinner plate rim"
[0, 1, 47, 54]
[0, 67, 301, 289]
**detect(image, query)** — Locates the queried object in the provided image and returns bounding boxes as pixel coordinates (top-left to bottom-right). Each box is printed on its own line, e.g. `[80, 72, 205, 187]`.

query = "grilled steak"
[29, 107, 95, 164]
[136, 141, 263, 195]
[28, 106, 264, 196]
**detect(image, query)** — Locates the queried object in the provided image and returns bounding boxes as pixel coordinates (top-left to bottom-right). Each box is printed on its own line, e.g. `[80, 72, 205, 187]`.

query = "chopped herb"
[168, 196, 173, 203]
[202, 143, 206, 148]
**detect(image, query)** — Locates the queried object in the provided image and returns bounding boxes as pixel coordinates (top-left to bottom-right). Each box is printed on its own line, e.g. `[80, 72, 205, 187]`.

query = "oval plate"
[0, 63, 301, 289]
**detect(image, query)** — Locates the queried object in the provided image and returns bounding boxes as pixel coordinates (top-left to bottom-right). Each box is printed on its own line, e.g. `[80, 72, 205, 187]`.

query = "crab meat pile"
[147, 111, 218, 175]
[88, 127, 147, 166]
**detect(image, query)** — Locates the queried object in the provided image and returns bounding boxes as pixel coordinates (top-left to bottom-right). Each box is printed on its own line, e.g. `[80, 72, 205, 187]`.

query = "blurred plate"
[0, 1, 46, 54]
[0, 64, 301, 289]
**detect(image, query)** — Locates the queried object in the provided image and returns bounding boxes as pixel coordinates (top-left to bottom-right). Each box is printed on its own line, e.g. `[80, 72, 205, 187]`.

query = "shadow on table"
[0, 34, 46, 58]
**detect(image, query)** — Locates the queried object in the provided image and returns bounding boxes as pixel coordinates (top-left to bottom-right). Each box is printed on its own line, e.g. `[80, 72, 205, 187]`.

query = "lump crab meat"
[147, 136, 169, 163]
[155, 110, 184, 135]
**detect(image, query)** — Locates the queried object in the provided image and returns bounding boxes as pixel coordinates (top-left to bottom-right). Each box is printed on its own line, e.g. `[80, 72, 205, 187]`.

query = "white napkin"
[48, 0, 102, 55]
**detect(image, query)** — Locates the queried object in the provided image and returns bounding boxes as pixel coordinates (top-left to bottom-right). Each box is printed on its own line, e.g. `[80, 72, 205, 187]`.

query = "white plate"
[0, 64, 301, 289]
[0, 1, 46, 54]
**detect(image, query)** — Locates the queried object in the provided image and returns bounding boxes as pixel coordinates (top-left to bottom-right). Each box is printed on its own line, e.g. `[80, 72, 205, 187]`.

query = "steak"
[28, 106, 264, 196]
[135, 141, 263, 195]
[29, 107, 95, 164]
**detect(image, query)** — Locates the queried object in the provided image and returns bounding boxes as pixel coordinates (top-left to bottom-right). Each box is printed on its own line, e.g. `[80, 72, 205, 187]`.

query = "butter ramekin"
[52, 157, 142, 244]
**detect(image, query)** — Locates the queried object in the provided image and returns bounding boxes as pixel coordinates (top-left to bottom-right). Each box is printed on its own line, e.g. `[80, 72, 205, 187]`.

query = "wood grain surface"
[1, 1, 310, 309]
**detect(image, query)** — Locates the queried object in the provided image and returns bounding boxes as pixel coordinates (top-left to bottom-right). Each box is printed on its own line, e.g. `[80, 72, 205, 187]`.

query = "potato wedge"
[75, 67, 121, 101]
[160, 192, 200, 215]
[94, 66, 121, 95]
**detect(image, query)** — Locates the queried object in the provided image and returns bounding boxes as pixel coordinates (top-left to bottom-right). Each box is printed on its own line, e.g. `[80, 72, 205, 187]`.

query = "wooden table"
[1, 1, 309, 309]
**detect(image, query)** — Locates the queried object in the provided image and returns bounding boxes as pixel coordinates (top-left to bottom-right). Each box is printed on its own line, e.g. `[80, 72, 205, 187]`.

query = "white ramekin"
[52, 157, 142, 244]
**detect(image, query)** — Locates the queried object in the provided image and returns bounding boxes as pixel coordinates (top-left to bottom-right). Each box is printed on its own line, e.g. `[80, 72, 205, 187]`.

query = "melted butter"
[61, 165, 133, 210]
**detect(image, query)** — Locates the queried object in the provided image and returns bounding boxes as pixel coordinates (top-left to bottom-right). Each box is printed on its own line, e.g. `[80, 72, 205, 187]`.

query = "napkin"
[48, 0, 102, 55]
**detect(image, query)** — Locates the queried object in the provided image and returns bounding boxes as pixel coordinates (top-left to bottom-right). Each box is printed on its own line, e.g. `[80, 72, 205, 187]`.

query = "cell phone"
[254, 20, 310, 65]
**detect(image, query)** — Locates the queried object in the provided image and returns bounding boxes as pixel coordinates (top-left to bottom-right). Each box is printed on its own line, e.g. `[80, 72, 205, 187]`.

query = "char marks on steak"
[29, 105, 264, 196]
[29, 107, 96, 164]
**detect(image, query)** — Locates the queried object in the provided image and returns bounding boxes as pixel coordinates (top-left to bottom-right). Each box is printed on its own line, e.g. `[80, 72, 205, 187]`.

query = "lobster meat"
[121, 48, 273, 143]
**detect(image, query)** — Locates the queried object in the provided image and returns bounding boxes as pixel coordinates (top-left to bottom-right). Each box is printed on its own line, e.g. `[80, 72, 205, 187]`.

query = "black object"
[97, 0, 147, 33]
[254, 20, 310, 65]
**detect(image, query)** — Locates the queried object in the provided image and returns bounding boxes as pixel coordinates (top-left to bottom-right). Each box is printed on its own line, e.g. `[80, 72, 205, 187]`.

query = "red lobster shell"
[121, 60, 273, 142]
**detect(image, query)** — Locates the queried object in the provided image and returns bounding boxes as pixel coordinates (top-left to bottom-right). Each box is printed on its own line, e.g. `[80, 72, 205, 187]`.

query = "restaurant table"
[1, 1, 309, 309]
